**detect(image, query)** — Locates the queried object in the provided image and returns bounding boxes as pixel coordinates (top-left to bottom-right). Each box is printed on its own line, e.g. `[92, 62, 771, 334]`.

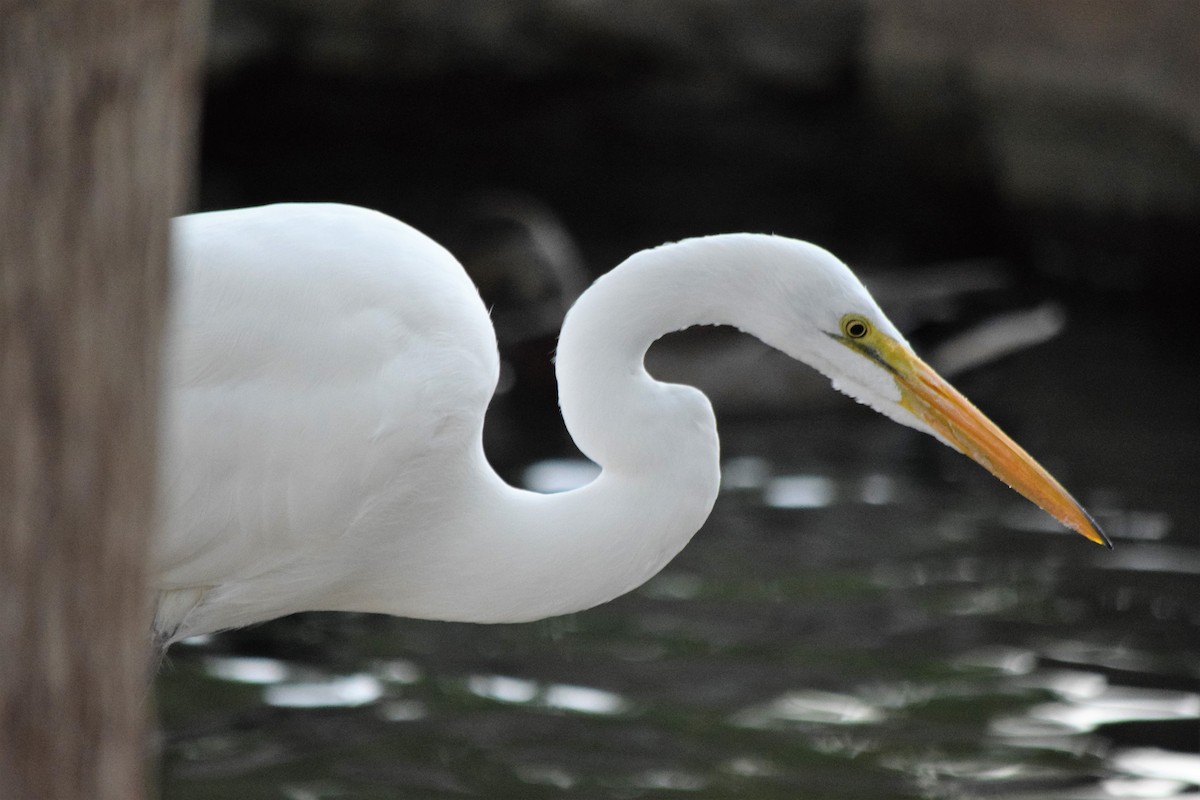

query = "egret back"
[155, 204, 499, 639]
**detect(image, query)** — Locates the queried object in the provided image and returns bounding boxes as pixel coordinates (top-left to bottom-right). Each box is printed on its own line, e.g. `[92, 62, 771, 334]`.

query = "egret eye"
[842, 316, 870, 339]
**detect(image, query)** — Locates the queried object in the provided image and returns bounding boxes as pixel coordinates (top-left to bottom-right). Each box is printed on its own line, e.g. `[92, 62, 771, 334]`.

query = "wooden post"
[0, 5, 203, 799]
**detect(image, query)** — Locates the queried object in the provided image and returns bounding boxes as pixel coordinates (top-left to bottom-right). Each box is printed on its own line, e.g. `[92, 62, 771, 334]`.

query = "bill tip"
[1080, 508, 1112, 549]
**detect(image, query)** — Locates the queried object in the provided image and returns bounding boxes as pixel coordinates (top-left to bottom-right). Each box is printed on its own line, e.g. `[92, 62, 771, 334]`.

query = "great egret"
[153, 203, 1108, 648]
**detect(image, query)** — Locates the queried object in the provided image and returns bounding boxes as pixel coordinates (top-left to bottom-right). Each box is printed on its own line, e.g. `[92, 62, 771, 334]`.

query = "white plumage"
[153, 203, 1106, 647]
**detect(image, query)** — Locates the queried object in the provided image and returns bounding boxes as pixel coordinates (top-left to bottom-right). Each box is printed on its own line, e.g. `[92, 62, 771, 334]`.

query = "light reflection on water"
[521, 458, 600, 493]
[465, 673, 629, 715]
[263, 674, 385, 708]
[203, 655, 290, 684]
[763, 474, 837, 509]
[733, 690, 885, 727]
[156, 313, 1199, 799]
[1113, 750, 1200, 787]
[1018, 686, 1199, 734]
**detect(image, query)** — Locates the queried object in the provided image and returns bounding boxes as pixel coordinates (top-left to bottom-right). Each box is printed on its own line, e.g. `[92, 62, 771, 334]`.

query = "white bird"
[153, 203, 1108, 648]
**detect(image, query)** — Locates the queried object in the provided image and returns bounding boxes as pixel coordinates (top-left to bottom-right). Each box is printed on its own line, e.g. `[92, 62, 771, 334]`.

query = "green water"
[155, 306, 1200, 799]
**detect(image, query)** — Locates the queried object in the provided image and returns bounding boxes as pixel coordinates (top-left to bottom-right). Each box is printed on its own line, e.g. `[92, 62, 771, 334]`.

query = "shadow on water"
[155, 305, 1200, 799]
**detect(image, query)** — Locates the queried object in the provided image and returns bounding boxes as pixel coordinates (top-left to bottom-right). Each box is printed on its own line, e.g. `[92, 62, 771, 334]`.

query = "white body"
[153, 203, 1001, 644]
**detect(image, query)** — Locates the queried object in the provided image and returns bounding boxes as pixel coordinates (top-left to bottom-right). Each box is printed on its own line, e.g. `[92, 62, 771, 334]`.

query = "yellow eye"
[842, 316, 870, 339]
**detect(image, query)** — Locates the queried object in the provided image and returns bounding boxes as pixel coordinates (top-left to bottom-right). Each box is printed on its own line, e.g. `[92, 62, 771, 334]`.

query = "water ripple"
[264, 673, 384, 708]
[732, 690, 885, 728]
[763, 474, 836, 509]
[465, 673, 630, 716]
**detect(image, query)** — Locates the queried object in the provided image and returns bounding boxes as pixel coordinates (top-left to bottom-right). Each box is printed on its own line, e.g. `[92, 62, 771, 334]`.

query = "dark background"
[196, 1, 1200, 300]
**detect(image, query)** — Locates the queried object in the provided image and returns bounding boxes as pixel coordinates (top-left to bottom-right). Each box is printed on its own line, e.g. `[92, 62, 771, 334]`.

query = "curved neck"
[376, 237, 806, 624]
[556, 236, 765, 471]
[346, 235, 843, 626]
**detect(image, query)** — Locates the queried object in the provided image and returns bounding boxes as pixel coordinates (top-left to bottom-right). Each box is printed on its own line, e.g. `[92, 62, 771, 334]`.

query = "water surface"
[156, 306, 1199, 799]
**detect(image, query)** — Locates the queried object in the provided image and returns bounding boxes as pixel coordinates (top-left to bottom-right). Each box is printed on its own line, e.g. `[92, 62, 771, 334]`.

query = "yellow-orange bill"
[882, 340, 1110, 548]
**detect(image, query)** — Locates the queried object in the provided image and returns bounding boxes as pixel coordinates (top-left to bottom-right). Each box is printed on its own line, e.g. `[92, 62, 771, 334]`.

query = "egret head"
[753, 238, 1109, 548]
